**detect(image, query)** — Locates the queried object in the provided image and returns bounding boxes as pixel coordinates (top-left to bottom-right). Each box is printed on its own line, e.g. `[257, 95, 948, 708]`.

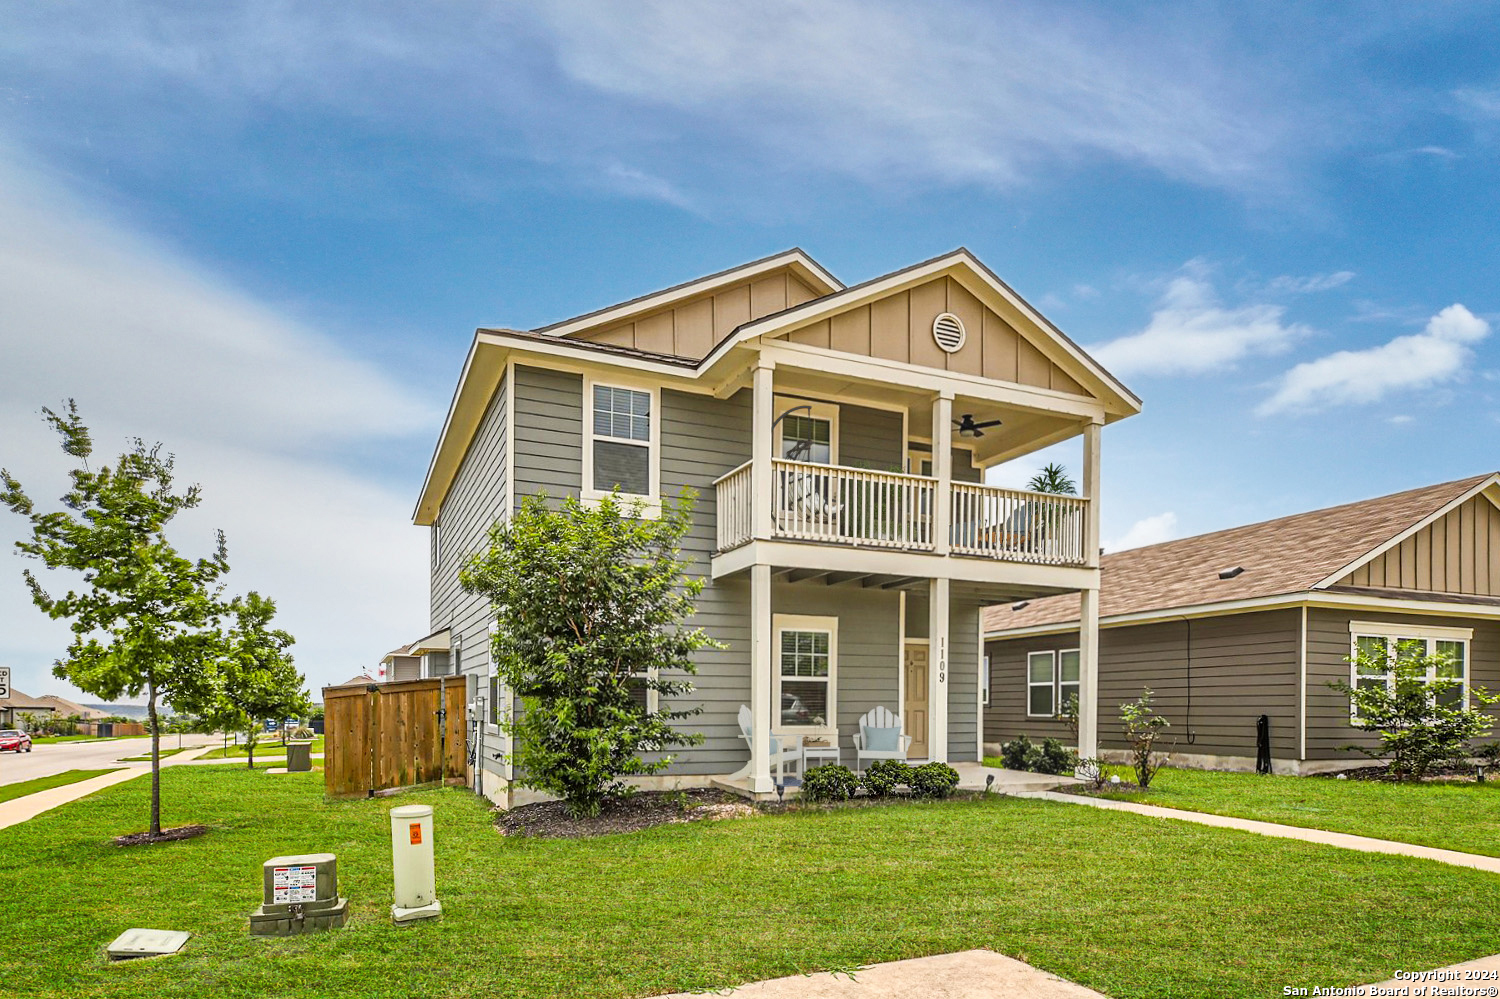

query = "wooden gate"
[322, 677, 467, 799]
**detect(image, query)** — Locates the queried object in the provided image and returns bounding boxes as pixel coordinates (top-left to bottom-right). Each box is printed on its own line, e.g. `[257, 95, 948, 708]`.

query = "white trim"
[986, 589, 1500, 641]
[582, 374, 662, 515]
[1026, 650, 1056, 717]
[897, 591, 907, 721]
[1347, 619, 1474, 641]
[773, 614, 839, 736]
[1297, 605, 1307, 762]
[1347, 629, 1470, 714]
[504, 359, 516, 522]
[774, 395, 839, 465]
[713, 539, 1100, 590]
[980, 653, 991, 708]
[1312, 474, 1500, 590]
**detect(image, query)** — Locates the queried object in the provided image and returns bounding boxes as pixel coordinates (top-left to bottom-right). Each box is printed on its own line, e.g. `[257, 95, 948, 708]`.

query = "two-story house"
[413, 248, 1140, 804]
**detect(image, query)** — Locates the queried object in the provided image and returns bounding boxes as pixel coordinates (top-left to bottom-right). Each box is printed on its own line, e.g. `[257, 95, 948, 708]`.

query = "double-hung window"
[1349, 622, 1471, 713]
[1027, 649, 1080, 718]
[774, 614, 837, 732]
[586, 381, 658, 503]
[775, 398, 837, 465]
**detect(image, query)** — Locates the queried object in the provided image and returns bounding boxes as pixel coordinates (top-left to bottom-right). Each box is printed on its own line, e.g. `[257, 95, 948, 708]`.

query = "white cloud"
[1105, 512, 1178, 553]
[1258, 304, 1491, 416]
[0, 149, 437, 702]
[1090, 267, 1309, 376]
[1266, 271, 1355, 294]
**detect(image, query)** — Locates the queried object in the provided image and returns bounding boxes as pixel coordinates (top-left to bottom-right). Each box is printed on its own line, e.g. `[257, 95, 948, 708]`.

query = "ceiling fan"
[953, 413, 1003, 438]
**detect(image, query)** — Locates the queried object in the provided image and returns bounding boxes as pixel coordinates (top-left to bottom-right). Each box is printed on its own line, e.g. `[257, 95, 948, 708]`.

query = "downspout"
[1179, 616, 1197, 745]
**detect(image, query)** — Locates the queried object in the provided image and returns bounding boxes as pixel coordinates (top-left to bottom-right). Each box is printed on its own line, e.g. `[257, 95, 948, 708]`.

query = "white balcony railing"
[949, 482, 1087, 565]
[714, 458, 1090, 567]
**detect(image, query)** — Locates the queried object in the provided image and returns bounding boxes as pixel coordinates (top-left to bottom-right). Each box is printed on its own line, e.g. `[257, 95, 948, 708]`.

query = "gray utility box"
[248, 853, 348, 936]
[285, 741, 313, 772]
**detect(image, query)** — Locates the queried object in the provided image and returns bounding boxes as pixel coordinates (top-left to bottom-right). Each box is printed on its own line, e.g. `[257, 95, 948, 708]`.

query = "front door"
[904, 641, 929, 759]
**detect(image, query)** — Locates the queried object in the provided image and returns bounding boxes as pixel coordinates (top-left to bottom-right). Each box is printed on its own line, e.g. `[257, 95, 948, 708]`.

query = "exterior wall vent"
[1218, 566, 1245, 580]
[932, 312, 966, 353]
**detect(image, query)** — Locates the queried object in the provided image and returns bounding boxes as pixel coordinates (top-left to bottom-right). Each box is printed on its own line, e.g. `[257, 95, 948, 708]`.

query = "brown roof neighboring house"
[0, 688, 58, 723]
[985, 472, 1500, 635]
[32, 695, 110, 720]
[333, 673, 377, 687]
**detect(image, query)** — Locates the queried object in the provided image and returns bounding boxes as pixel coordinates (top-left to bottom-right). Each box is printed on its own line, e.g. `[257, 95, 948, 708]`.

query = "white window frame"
[773, 613, 838, 735]
[627, 666, 660, 716]
[1058, 648, 1080, 716]
[980, 655, 991, 707]
[774, 396, 839, 466]
[583, 376, 661, 515]
[1347, 621, 1472, 714]
[1026, 650, 1056, 718]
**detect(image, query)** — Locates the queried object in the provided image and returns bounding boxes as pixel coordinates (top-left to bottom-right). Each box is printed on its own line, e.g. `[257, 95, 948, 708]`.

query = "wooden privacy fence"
[322, 677, 467, 799]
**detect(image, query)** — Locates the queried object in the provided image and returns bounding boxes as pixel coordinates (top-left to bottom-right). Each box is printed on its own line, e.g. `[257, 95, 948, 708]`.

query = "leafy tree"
[1120, 688, 1170, 788]
[1027, 462, 1077, 495]
[1332, 642, 1496, 780]
[1, 402, 228, 838]
[460, 491, 718, 817]
[205, 592, 308, 769]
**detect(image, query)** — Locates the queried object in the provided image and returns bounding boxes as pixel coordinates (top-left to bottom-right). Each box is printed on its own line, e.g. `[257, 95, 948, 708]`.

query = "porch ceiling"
[765, 564, 1083, 605]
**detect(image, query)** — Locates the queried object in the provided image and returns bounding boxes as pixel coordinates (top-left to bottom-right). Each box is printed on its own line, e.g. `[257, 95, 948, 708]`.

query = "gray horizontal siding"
[513, 365, 583, 504]
[947, 598, 980, 761]
[985, 609, 1301, 758]
[840, 403, 904, 472]
[1305, 607, 1500, 760]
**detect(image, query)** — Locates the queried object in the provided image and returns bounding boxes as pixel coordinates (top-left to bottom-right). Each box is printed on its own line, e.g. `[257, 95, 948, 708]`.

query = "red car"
[0, 730, 32, 753]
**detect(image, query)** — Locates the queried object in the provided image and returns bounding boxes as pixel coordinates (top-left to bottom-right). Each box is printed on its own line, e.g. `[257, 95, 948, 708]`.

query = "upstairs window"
[775, 397, 838, 465]
[586, 381, 658, 502]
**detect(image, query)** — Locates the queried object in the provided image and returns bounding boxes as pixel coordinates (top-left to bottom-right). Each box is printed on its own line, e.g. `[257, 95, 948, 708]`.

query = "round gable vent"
[932, 312, 966, 353]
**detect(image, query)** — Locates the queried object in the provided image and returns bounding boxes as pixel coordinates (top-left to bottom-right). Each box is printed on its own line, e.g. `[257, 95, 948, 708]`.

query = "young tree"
[1120, 688, 1170, 788]
[1332, 641, 1496, 780]
[208, 592, 308, 769]
[460, 491, 718, 818]
[1027, 462, 1077, 495]
[1, 402, 228, 838]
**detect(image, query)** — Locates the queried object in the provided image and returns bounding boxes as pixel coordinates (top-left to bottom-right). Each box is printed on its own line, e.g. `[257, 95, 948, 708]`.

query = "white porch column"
[750, 562, 773, 792]
[1077, 419, 1102, 759]
[927, 575, 950, 763]
[931, 390, 953, 555]
[751, 361, 775, 542]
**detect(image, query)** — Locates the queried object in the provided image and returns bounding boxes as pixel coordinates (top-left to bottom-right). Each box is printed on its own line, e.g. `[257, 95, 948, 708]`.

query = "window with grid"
[780, 414, 832, 465]
[591, 384, 652, 496]
[779, 629, 831, 728]
[1350, 631, 1469, 714]
[981, 655, 991, 707]
[1058, 649, 1080, 715]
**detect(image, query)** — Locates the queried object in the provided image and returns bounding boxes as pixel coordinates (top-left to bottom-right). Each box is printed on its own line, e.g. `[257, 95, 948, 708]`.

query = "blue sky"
[1, 2, 1497, 698]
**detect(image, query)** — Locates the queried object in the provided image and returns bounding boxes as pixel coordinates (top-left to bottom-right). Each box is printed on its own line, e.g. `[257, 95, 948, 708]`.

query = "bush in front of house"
[908, 762, 961, 798]
[1034, 738, 1076, 775]
[861, 759, 911, 797]
[1000, 734, 1039, 771]
[801, 764, 861, 802]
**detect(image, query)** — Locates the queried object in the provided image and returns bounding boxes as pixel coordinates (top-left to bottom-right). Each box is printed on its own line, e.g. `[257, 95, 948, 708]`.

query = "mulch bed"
[113, 824, 210, 847]
[1312, 763, 1491, 783]
[497, 789, 755, 839]
[1057, 779, 1146, 796]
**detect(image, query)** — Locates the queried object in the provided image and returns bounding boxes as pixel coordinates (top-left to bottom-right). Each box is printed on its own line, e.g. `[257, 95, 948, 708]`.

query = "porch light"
[1217, 566, 1245, 580]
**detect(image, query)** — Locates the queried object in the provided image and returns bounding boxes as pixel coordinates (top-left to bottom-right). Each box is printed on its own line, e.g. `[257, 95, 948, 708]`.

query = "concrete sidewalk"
[652, 950, 1107, 999]
[0, 744, 215, 831]
[1014, 789, 1500, 875]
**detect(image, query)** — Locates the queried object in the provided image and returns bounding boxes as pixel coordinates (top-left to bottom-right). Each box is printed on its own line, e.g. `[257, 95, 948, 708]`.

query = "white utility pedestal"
[390, 803, 442, 923]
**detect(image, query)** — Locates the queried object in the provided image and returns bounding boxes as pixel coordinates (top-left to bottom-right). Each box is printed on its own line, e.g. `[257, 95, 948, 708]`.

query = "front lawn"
[118, 746, 194, 762]
[1080, 766, 1500, 858]
[1, 768, 1497, 998]
[0, 769, 121, 804]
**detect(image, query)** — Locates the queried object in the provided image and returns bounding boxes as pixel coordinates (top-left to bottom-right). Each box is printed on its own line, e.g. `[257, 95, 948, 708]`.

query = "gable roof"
[32, 695, 108, 718]
[0, 688, 55, 712]
[986, 473, 1500, 635]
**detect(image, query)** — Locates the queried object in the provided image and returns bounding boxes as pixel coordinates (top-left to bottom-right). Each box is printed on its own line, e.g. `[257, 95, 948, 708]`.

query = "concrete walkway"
[0, 744, 215, 831]
[1014, 789, 1500, 875]
[1364, 953, 1500, 991]
[653, 949, 1107, 999]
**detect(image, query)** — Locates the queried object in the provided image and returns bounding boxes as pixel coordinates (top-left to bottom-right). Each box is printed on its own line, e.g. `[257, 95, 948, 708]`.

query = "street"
[0, 734, 217, 787]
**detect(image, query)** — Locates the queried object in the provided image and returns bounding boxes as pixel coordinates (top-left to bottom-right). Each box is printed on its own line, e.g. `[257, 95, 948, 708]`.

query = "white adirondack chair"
[851, 706, 912, 772]
[737, 704, 804, 782]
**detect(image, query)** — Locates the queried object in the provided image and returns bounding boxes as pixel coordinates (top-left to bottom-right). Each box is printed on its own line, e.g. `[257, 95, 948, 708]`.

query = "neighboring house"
[0, 688, 57, 728]
[983, 473, 1500, 774]
[32, 695, 110, 721]
[416, 247, 1140, 803]
[379, 644, 422, 683]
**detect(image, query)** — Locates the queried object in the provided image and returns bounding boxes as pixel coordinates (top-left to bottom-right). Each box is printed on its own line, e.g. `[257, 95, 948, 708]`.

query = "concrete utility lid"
[106, 928, 190, 961]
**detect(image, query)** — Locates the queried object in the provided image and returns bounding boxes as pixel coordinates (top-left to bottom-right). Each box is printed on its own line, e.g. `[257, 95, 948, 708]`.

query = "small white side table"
[802, 741, 841, 769]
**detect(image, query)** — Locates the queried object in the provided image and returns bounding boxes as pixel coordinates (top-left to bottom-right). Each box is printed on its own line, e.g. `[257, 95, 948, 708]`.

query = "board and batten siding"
[430, 370, 510, 777]
[1304, 607, 1500, 760]
[984, 610, 1301, 759]
[1337, 494, 1500, 596]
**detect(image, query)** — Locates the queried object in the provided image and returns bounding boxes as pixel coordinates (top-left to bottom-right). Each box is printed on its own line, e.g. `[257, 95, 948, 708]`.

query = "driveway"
[0, 734, 216, 787]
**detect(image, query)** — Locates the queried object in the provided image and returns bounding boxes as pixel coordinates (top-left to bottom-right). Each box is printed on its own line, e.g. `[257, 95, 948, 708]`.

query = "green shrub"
[1035, 738, 1076, 775]
[1121, 688, 1170, 789]
[801, 764, 860, 802]
[1000, 734, 1040, 772]
[908, 762, 960, 798]
[861, 759, 910, 797]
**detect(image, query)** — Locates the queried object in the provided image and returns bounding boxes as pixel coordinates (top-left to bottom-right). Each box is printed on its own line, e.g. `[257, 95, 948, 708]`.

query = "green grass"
[0, 769, 121, 803]
[2, 768, 1498, 998]
[30, 735, 137, 744]
[197, 736, 323, 760]
[1075, 766, 1500, 858]
[118, 746, 194, 762]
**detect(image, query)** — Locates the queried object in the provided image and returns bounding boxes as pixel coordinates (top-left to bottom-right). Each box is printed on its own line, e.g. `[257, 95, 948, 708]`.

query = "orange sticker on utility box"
[409, 822, 422, 845]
